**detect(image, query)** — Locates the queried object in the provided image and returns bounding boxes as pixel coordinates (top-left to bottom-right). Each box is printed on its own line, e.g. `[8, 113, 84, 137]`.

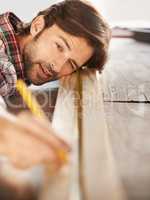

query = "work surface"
[103, 38, 150, 200]
[3, 70, 125, 200]
[1, 38, 150, 200]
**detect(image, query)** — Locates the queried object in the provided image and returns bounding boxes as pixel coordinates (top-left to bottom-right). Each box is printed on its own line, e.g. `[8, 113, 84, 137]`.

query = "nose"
[52, 53, 69, 72]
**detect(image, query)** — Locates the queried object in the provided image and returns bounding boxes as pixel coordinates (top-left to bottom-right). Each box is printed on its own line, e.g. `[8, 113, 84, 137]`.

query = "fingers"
[30, 115, 71, 152]
[10, 142, 60, 170]
[18, 111, 71, 153]
[17, 112, 71, 168]
[0, 112, 71, 170]
[5, 124, 64, 170]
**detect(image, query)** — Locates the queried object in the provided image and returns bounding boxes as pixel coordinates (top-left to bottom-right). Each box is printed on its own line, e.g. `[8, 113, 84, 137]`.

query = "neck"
[16, 34, 31, 55]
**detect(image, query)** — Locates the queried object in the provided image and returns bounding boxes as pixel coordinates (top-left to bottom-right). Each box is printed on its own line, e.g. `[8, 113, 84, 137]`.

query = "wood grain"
[79, 69, 126, 200]
[104, 102, 150, 200]
[39, 73, 80, 200]
[102, 38, 150, 102]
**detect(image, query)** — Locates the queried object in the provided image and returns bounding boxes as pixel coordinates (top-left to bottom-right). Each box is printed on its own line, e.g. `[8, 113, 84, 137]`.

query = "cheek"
[25, 42, 40, 64]
[39, 41, 60, 61]
[27, 39, 59, 64]
[27, 40, 49, 63]
[46, 42, 59, 60]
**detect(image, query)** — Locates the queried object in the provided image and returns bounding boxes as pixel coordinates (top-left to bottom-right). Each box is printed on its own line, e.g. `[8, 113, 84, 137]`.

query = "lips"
[38, 63, 58, 82]
[37, 65, 48, 81]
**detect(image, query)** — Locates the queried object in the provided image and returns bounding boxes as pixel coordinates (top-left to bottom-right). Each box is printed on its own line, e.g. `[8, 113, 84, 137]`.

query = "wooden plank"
[79, 70, 126, 200]
[39, 69, 127, 200]
[104, 102, 150, 200]
[39, 74, 80, 200]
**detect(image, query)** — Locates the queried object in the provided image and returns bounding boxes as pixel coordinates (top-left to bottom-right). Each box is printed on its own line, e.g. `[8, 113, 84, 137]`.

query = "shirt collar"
[0, 12, 25, 81]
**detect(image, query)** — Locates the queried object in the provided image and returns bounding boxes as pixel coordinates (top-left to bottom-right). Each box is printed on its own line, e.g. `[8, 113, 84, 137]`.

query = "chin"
[27, 73, 58, 86]
[29, 77, 52, 86]
[27, 73, 44, 86]
[29, 79, 44, 86]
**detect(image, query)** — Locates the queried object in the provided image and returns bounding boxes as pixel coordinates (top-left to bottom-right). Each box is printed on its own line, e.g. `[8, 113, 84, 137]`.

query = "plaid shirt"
[0, 12, 25, 97]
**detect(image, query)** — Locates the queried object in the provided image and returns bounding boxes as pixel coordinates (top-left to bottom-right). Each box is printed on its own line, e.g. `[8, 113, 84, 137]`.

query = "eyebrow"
[58, 35, 71, 51]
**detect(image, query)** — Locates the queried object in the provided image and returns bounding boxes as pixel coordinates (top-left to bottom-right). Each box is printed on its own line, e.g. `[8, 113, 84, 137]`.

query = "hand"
[0, 112, 70, 170]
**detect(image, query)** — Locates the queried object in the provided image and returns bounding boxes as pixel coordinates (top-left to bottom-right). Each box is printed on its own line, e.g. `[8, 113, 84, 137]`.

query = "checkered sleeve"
[0, 39, 17, 97]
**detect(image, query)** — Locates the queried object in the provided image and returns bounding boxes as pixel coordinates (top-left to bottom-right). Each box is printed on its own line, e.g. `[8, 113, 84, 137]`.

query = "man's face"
[23, 22, 94, 85]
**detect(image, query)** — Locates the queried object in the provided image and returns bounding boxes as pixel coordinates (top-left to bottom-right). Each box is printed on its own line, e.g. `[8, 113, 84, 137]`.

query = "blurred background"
[93, 0, 150, 23]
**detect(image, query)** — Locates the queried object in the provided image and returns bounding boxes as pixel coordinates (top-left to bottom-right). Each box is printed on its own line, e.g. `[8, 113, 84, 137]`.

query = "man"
[0, 0, 111, 169]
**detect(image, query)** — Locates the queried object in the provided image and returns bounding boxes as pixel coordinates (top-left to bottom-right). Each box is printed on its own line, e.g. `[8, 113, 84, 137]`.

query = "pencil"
[16, 79, 46, 118]
[16, 79, 68, 164]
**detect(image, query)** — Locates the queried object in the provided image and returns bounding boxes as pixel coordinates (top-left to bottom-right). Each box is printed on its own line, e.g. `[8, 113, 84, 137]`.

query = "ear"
[30, 15, 45, 37]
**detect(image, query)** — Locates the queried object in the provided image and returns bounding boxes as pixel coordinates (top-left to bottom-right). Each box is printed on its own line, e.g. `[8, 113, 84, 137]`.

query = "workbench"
[0, 37, 150, 200]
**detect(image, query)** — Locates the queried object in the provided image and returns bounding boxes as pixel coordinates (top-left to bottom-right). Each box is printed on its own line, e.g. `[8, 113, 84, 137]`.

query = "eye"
[55, 42, 64, 52]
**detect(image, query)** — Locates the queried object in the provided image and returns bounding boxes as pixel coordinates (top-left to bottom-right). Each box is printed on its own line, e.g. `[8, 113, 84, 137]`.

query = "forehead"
[45, 24, 94, 66]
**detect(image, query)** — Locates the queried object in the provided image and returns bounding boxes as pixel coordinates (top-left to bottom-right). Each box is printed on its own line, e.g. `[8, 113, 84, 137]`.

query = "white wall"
[0, 0, 61, 21]
[92, 0, 150, 23]
[0, 0, 150, 23]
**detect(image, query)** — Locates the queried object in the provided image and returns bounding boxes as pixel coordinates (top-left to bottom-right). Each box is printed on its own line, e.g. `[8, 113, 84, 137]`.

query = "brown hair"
[18, 0, 111, 73]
